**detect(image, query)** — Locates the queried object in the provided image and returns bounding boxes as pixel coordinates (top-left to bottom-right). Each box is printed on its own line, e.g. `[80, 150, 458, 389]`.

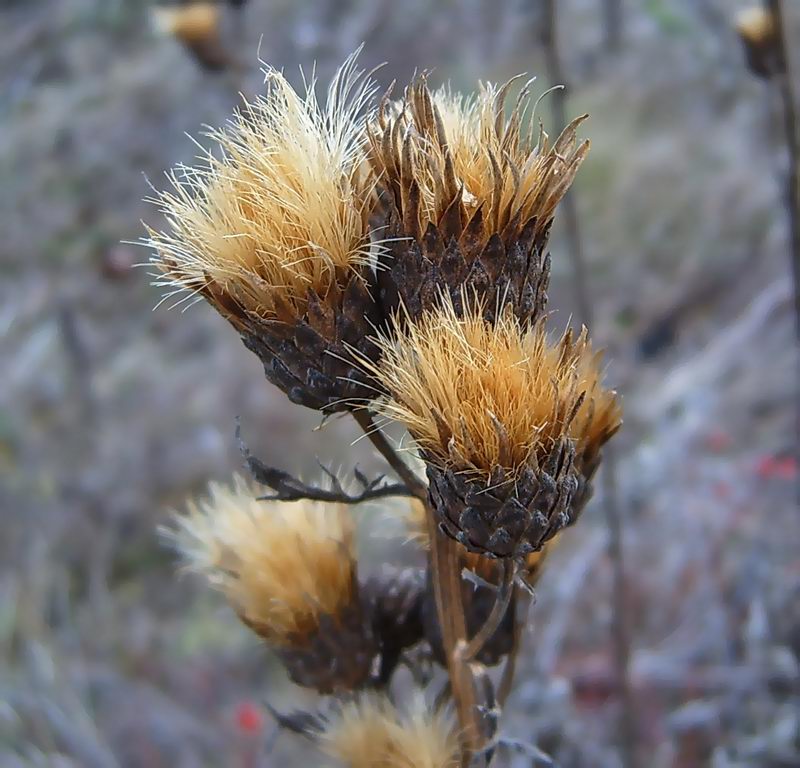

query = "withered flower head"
[167, 475, 376, 692]
[367, 76, 589, 324]
[319, 693, 459, 768]
[735, 7, 780, 79]
[151, 2, 230, 72]
[364, 295, 621, 558]
[146, 51, 383, 411]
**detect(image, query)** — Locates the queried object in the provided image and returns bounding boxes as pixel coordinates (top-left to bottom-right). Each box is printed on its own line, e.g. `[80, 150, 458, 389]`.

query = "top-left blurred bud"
[144, 51, 386, 411]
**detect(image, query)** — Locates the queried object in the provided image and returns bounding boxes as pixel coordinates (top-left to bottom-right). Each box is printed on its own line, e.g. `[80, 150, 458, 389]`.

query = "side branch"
[237, 423, 415, 503]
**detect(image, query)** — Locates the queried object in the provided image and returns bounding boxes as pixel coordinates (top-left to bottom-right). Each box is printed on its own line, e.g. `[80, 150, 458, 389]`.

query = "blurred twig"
[767, 0, 800, 342]
[540, 3, 638, 766]
[766, 0, 800, 496]
[237, 422, 416, 503]
[602, 0, 623, 55]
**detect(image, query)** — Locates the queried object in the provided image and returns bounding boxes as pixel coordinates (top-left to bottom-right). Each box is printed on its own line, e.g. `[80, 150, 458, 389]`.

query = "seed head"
[363, 295, 621, 557]
[146, 52, 384, 410]
[168, 475, 356, 645]
[319, 693, 459, 768]
[366, 294, 619, 481]
[367, 77, 589, 324]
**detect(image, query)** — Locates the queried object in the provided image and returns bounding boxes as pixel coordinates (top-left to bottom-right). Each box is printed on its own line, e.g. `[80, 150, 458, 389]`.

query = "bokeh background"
[1, 1, 798, 766]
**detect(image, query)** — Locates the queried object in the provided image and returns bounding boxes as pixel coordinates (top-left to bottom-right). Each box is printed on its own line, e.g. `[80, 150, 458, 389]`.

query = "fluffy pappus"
[145, 50, 378, 323]
[362, 294, 621, 482]
[368, 76, 589, 247]
[319, 693, 459, 768]
[165, 475, 356, 647]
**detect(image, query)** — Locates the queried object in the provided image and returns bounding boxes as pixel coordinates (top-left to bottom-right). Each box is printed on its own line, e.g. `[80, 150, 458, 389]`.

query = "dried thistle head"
[367, 76, 589, 324]
[151, 2, 230, 71]
[319, 693, 459, 768]
[364, 295, 621, 557]
[735, 7, 780, 79]
[168, 475, 376, 692]
[146, 52, 384, 410]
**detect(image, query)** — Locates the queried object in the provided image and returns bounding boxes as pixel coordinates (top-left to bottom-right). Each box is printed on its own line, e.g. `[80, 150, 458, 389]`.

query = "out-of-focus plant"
[144, 50, 621, 766]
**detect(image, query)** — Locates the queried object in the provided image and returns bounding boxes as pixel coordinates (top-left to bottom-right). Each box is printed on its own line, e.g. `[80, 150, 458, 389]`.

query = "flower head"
[363, 294, 620, 557]
[367, 77, 589, 324]
[168, 475, 356, 645]
[319, 693, 459, 768]
[146, 52, 384, 410]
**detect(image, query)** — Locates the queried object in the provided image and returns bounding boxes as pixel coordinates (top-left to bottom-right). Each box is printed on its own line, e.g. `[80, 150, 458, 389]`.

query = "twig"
[351, 410, 429, 500]
[600, 446, 638, 766]
[237, 422, 414, 503]
[766, 0, 800, 499]
[541, 0, 593, 330]
[768, 0, 800, 341]
[540, 3, 637, 766]
[457, 561, 516, 663]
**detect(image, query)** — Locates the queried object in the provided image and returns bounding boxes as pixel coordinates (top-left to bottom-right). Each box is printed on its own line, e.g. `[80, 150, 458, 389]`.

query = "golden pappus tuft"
[145, 51, 384, 411]
[735, 7, 781, 79]
[366, 76, 589, 325]
[362, 294, 621, 558]
[151, 2, 231, 72]
[319, 693, 459, 768]
[166, 475, 377, 692]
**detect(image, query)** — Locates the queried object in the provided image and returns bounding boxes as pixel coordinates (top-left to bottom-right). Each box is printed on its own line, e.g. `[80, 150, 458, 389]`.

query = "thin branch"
[237, 422, 414, 503]
[768, 0, 800, 342]
[457, 561, 516, 663]
[541, 0, 593, 329]
[766, 0, 800, 501]
[540, 3, 637, 766]
[351, 410, 428, 500]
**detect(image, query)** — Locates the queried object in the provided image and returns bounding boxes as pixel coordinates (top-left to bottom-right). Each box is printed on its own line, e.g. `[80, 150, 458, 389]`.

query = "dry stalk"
[541, 2, 638, 766]
[352, 410, 484, 765]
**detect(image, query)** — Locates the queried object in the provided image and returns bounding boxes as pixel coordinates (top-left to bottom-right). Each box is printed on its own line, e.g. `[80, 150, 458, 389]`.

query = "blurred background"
[1, 0, 798, 766]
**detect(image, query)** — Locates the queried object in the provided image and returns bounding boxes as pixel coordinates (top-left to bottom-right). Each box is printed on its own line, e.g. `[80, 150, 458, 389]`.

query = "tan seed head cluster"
[167, 475, 355, 647]
[365, 294, 621, 480]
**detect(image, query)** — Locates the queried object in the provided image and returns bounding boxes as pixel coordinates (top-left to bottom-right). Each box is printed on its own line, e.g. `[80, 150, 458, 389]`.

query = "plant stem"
[540, 3, 637, 765]
[352, 410, 483, 766]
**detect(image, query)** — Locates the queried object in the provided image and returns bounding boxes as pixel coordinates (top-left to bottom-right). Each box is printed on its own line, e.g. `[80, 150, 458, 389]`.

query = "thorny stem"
[457, 560, 516, 663]
[352, 411, 483, 767]
[541, 3, 638, 765]
[237, 421, 415, 503]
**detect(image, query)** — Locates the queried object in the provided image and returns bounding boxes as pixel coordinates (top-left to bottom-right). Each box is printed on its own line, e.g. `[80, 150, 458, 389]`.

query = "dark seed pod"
[271, 604, 378, 694]
[427, 439, 581, 559]
[364, 566, 427, 684]
[228, 276, 384, 411]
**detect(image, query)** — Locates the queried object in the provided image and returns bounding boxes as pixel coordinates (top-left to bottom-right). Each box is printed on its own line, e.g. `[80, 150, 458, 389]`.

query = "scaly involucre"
[167, 475, 355, 646]
[367, 76, 589, 245]
[146, 50, 378, 322]
[320, 693, 459, 768]
[365, 294, 621, 480]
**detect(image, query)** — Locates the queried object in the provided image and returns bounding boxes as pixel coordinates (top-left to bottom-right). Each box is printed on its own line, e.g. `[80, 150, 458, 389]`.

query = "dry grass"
[145, 50, 378, 322]
[165, 475, 356, 647]
[367, 76, 589, 242]
[320, 693, 459, 768]
[363, 294, 621, 478]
